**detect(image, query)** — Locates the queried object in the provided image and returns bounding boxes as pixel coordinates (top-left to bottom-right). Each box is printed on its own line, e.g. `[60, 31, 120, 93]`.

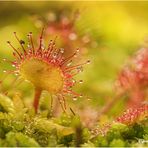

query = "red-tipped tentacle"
[13, 32, 26, 54]
[60, 52, 77, 66]
[28, 32, 35, 54]
[63, 61, 89, 72]
[7, 41, 22, 59]
[38, 28, 44, 50]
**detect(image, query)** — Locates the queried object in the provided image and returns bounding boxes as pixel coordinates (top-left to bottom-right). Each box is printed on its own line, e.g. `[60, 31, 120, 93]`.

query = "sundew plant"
[0, 1, 148, 147]
[6, 30, 90, 113]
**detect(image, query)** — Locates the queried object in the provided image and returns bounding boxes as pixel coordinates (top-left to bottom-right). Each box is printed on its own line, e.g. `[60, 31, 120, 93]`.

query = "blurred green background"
[0, 1, 148, 116]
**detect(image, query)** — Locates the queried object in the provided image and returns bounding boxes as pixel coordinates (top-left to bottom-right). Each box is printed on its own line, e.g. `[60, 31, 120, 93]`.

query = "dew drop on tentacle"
[79, 94, 83, 98]
[74, 48, 80, 57]
[1, 58, 14, 64]
[73, 96, 78, 101]
[86, 59, 91, 64]
[27, 34, 31, 48]
[2, 58, 7, 62]
[27, 32, 35, 54]
[12, 64, 16, 67]
[69, 32, 77, 41]
[20, 40, 25, 45]
[87, 97, 91, 101]
[67, 60, 73, 66]
[76, 48, 80, 53]
[77, 66, 83, 73]
[15, 73, 19, 76]
[59, 48, 64, 54]
[3, 70, 7, 73]
[72, 79, 76, 84]
[25, 79, 30, 83]
[52, 52, 57, 59]
[27, 44, 31, 48]
[41, 41, 45, 50]
[79, 80, 83, 84]
[47, 40, 53, 52]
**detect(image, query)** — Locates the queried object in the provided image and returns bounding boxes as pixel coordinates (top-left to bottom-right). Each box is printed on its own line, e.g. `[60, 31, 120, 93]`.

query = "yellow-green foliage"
[0, 93, 147, 147]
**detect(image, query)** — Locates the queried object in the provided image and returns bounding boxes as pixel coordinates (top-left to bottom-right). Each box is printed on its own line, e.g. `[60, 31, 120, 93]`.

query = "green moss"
[5, 132, 39, 147]
[109, 139, 125, 147]
[0, 94, 15, 119]
[0, 93, 147, 147]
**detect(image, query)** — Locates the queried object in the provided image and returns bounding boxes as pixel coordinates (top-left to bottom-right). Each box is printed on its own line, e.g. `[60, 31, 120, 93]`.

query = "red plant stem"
[33, 88, 42, 113]
[98, 92, 124, 116]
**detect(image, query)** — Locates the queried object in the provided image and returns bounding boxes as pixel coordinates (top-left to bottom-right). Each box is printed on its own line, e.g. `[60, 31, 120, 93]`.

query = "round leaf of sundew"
[20, 58, 64, 93]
